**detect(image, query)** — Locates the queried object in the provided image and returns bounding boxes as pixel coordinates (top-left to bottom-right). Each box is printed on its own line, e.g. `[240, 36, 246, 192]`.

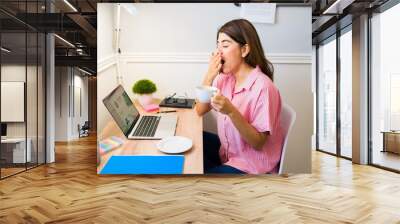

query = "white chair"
[278, 103, 296, 175]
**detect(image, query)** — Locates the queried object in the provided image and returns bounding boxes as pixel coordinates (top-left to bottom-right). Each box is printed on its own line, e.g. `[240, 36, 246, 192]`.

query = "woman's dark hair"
[218, 19, 274, 81]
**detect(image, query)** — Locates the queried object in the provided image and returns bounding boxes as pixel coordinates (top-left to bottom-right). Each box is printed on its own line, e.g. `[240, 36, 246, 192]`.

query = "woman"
[196, 19, 284, 174]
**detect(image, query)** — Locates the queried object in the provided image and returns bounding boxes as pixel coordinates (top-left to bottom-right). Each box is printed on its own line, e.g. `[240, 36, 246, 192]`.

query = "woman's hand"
[211, 92, 235, 115]
[198, 50, 222, 116]
[211, 92, 268, 150]
[204, 50, 222, 86]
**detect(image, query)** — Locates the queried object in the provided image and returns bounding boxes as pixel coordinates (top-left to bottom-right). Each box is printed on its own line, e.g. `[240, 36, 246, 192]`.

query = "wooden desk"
[1, 138, 32, 164]
[97, 100, 203, 174]
[382, 131, 400, 154]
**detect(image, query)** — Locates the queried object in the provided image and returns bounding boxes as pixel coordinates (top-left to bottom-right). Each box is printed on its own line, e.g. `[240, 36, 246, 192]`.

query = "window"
[317, 36, 337, 155]
[0, 1, 47, 179]
[339, 28, 352, 158]
[370, 2, 400, 171]
[316, 25, 353, 159]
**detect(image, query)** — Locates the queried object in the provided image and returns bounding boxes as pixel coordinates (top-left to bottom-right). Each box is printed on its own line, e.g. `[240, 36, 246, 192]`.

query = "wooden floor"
[1, 167, 25, 178]
[1, 134, 400, 223]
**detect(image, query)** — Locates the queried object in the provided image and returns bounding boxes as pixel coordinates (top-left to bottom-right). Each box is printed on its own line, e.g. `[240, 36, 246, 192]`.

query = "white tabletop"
[1, 138, 29, 143]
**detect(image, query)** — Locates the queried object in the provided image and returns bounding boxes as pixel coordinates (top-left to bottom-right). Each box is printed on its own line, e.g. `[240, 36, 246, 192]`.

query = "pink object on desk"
[143, 103, 159, 112]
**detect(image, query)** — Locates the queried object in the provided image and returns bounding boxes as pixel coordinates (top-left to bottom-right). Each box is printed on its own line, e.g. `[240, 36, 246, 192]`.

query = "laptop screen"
[1, 123, 7, 137]
[102, 85, 139, 136]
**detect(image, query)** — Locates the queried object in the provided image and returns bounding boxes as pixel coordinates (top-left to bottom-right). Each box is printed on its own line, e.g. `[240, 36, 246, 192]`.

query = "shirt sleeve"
[250, 87, 280, 135]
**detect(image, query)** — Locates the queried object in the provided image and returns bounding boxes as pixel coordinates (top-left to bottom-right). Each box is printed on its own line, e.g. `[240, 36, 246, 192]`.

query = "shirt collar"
[233, 66, 260, 94]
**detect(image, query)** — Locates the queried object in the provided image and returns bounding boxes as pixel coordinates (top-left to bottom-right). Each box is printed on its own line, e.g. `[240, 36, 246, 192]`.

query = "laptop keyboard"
[132, 116, 161, 137]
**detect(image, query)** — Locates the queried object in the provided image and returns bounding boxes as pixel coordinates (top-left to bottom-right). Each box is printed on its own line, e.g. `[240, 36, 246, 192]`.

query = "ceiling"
[311, 0, 391, 44]
[0, 0, 99, 74]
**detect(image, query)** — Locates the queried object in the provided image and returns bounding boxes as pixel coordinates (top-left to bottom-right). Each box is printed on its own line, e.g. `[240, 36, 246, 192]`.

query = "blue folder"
[100, 155, 184, 174]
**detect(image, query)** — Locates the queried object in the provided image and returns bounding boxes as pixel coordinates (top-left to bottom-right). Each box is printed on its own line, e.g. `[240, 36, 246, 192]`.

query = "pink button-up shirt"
[212, 66, 283, 174]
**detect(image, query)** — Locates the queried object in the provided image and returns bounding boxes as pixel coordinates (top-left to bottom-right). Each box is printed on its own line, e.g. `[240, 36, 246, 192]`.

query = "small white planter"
[137, 93, 154, 106]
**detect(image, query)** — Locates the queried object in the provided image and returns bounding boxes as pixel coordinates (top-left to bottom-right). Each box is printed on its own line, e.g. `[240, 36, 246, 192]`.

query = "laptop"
[102, 85, 177, 139]
[1, 123, 7, 140]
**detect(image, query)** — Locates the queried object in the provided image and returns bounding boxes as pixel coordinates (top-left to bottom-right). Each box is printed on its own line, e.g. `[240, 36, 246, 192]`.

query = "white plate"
[157, 136, 193, 154]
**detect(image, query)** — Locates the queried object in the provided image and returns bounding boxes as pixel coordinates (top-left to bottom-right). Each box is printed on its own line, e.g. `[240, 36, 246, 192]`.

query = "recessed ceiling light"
[1, 47, 11, 53]
[54, 34, 75, 48]
[323, 0, 354, 15]
[63, 0, 78, 12]
[78, 67, 93, 76]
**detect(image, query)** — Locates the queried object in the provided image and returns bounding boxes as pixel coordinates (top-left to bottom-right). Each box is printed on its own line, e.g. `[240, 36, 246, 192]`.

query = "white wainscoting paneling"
[98, 54, 117, 73]
[98, 52, 311, 72]
[118, 52, 311, 64]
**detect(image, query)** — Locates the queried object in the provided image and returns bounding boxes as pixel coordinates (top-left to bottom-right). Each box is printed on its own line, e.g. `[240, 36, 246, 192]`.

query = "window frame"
[315, 23, 353, 161]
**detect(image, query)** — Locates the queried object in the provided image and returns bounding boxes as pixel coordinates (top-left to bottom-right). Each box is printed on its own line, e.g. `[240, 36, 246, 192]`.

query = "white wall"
[117, 4, 311, 54]
[97, 3, 119, 134]
[97, 3, 312, 173]
[55, 67, 69, 141]
[1, 65, 27, 138]
[73, 73, 89, 138]
[55, 67, 89, 141]
[97, 3, 115, 64]
[1, 65, 41, 137]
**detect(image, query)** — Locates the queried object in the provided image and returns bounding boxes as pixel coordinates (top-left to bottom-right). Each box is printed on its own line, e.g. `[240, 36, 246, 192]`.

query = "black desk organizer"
[159, 97, 196, 109]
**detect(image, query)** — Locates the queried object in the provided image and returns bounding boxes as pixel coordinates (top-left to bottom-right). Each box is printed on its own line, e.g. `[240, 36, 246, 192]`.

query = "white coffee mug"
[195, 86, 218, 103]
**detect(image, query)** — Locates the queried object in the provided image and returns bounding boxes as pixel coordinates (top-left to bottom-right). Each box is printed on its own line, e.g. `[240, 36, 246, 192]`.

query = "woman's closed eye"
[217, 40, 231, 48]
[216, 45, 229, 49]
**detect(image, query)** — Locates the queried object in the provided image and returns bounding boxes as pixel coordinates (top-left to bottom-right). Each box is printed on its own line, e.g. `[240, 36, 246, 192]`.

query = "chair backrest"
[278, 103, 296, 175]
[82, 121, 90, 129]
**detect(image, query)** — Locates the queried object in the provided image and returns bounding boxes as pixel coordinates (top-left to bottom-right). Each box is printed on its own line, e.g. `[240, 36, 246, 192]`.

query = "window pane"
[38, 32, 46, 165]
[371, 3, 400, 171]
[318, 37, 337, 154]
[0, 0, 46, 179]
[1, 31, 28, 177]
[340, 29, 352, 158]
[27, 31, 38, 169]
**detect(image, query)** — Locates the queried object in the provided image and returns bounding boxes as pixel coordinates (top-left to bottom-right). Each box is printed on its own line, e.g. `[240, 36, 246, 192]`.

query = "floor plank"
[1, 134, 400, 223]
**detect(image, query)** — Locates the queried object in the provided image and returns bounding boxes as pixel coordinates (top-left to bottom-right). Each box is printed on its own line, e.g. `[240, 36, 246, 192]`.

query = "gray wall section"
[352, 14, 369, 165]
[46, 33, 55, 163]
[275, 63, 313, 173]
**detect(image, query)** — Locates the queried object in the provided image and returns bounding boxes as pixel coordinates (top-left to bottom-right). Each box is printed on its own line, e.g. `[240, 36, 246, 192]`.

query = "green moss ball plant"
[132, 79, 157, 94]
[132, 79, 157, 106]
